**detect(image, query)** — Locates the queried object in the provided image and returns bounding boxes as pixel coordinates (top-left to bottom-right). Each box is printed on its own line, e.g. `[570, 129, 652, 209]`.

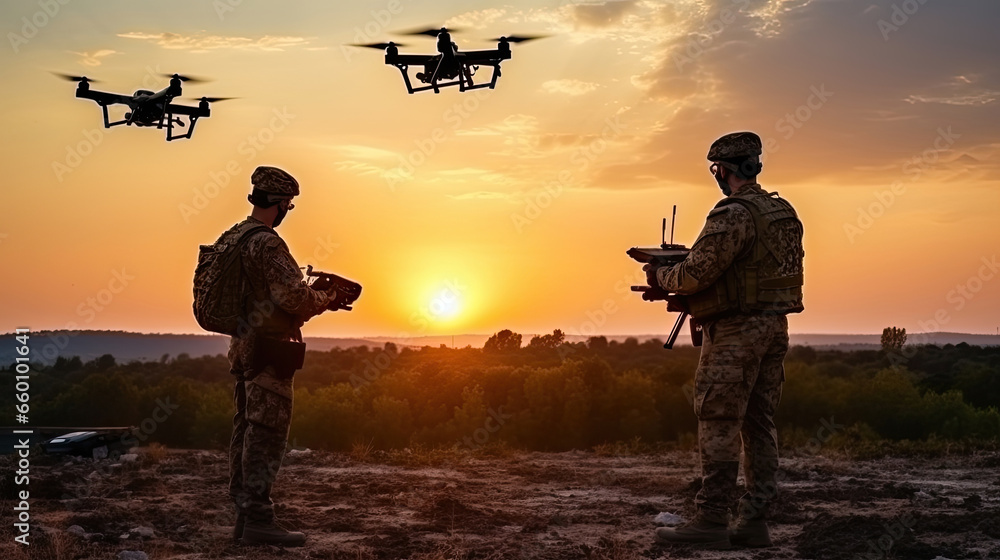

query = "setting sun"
[0, 0, 997, 340]
[429, 287, 462, 321]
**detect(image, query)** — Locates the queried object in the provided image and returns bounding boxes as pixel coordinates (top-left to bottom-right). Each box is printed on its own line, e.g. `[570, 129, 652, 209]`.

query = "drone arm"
[165, 103, 209, 117]
[459, 49, 511, 63]
[385, 53, 436, 65]
[76, 89, 129, 104]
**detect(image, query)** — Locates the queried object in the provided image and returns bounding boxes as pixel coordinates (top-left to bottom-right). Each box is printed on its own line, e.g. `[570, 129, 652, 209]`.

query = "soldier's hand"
[665, 295, 688, 313]
[325, 291, 343, 312]
[310, 276, 333, 293]
[643, 263, 662, 288]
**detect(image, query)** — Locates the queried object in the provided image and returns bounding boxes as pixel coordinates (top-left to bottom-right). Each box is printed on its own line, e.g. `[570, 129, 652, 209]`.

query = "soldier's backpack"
[192, 222, 273, 336]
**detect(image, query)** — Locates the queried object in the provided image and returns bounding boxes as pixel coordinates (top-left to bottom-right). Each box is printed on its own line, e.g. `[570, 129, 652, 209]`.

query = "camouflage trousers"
[228, 339, 294, 524]
[692, 313, 788, 524]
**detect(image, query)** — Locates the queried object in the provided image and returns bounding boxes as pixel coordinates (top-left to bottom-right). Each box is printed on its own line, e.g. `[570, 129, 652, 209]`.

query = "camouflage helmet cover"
[251, 166, 299, 197]
[707, 131, 763, 161]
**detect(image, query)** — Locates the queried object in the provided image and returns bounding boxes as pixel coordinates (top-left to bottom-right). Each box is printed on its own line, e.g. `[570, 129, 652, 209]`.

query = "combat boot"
[232, 513, 245, 542]
[242, 521, 306, 547]
[655, 517, 731, 549]
[730, 517, 773, 548]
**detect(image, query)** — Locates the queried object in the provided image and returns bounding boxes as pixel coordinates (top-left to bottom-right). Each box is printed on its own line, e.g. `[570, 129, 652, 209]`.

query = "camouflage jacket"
[229, 217, 330, 368]
[656, 187, 758, 295]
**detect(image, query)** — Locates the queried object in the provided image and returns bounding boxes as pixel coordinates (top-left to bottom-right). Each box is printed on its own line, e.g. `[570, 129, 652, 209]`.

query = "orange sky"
[1, 0, 998, 339]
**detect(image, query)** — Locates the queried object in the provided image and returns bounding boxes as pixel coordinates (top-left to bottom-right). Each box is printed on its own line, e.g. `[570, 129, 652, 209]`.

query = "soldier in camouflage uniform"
[221, 166, 337, 547]
[649, 132, 804, 548]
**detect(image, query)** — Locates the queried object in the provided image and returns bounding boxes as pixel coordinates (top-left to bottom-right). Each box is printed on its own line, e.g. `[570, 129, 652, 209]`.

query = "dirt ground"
[2, 447, 999, 559]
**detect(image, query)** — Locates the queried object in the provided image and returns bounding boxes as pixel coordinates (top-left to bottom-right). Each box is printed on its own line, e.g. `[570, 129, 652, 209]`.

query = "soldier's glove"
[664, 294, 689, 314]
[643, 263, 664, 289]
[324, 290, 344, 312]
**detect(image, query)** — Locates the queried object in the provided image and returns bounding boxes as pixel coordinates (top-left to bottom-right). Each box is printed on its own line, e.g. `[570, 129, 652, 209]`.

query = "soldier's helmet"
[707, 131, 763, 161]
[707, 132, 763, 178]
[251, 166, 299, 197]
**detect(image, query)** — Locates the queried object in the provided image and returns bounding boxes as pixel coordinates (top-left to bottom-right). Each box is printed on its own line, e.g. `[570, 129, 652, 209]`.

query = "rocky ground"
[1, 447, 999, 559]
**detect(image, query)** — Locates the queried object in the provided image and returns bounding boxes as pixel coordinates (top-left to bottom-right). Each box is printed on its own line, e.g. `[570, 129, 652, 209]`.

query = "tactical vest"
[685, 187, 804, 321]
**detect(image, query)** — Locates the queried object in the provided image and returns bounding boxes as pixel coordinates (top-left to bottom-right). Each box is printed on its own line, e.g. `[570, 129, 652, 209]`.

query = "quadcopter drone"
[351, 27, 544, 94]
[56, 72, 233, 141]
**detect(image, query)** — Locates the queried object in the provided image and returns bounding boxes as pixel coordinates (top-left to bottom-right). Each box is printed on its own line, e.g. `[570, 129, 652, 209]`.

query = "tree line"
[2, 332, 998, 451]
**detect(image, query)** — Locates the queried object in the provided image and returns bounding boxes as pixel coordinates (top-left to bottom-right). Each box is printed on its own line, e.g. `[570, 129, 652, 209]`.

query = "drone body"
[60, 73, 231, 141]
[354, 27, 542, 94]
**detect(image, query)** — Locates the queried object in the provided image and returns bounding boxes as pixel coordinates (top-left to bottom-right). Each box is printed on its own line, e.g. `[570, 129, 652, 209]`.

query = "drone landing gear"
[393, 62, 503, 94]
[100, 103, 129, 129]
[159, 112, 197, 141]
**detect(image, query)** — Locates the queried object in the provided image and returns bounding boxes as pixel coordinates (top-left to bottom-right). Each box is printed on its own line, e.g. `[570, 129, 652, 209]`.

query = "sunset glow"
[1, 0, 998, 339]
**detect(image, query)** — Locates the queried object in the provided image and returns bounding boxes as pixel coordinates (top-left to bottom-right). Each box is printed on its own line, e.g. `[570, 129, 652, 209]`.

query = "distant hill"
[0, 331, 380, 365]
[369, 332, 1000, 351]
[1, 330, 997, 365]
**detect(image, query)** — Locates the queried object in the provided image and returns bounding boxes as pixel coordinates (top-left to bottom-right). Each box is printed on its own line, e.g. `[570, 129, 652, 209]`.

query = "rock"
[913, 491, 935, 503]
[120, 454, 139, 463]
[62, 499, 83, 510]
[947, 496, 964, 506]
[66, 525, 87, 537]
[287, 448, 312, 457]
[130, 526, 155, 539]
[118, 552, 149, 560]
[550, 513, 571, 526]
[654, 512, 685, 527]
[963, 494, 983, 508]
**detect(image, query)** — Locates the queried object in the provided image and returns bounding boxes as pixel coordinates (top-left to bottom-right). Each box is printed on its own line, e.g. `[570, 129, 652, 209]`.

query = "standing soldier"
[221, 166, 338, 546]
[649, 132, 804, 548]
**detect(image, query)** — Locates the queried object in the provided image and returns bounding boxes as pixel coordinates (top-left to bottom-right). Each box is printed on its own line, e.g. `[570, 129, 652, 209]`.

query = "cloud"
[571, 0, 640, 28]
[446, 8, 509, 30]
[118, 32, 311, 52]
[541, 79, 600, 96]
[744, 0, 819, 38]
[591, 0, 1000, 187]
[329, 144, 399, 162]
[322, 144, 400, 178]
[448, 191, 515, 201]
[332, 160, 388, 177]
[455, 114, 601, 159]
[69, 49, 117, 67]
[437, 1, 1000, 190]
[457, 114, 538, 138]
[905, 93, 999, 107]
[904, 75, 999, 107]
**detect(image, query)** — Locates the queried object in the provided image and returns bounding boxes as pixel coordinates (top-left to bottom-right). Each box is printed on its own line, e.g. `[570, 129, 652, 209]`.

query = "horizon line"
[4, 329, 1000, 338]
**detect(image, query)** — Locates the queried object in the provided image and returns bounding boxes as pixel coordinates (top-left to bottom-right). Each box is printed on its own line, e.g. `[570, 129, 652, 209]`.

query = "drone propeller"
[161, 73, 209, 84]
[491, 35, 548, 43]
[349, 42, 407, 50]
[187, 96, 238, 103]
[52, 72, 99, 83]
[399, 26, 463, 37]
